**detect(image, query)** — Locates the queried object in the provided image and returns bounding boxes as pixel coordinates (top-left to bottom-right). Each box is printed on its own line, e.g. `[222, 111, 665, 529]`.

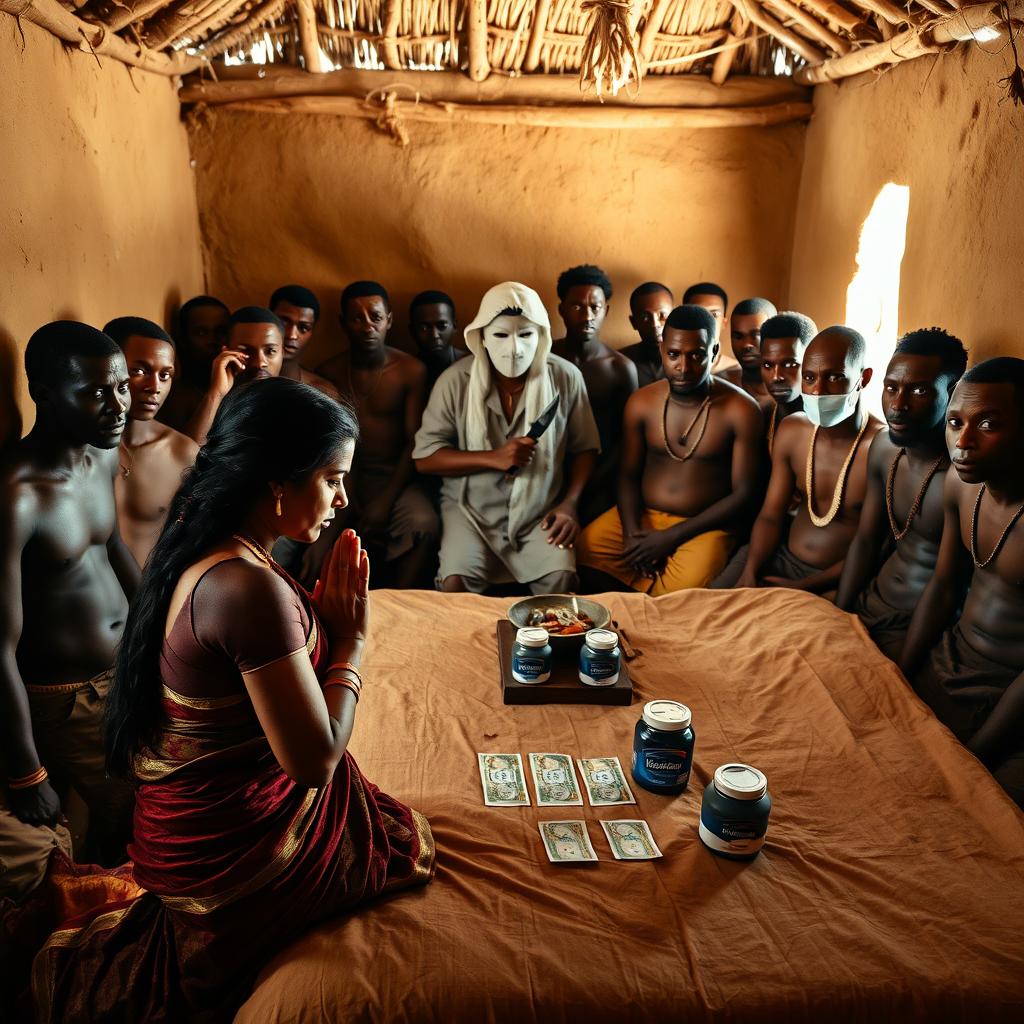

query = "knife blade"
[507, 395, 560, 476]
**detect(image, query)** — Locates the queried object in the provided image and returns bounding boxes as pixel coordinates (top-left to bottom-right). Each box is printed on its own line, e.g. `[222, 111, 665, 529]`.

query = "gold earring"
[275, 494, 283, 517]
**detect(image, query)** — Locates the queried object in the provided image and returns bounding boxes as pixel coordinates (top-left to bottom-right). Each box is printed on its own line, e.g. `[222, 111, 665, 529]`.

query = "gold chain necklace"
[970, 485, 1024, 568]
[662, 387, 712, 463]
[232, 533, 277, 567]
[885, 449, 946, 542]
[805, 418, 870, 528]
[118, 441, 134, 480]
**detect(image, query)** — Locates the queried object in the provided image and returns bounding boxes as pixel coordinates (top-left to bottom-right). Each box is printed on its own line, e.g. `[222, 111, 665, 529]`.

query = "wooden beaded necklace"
[662, 386, 712, 463]
[804, 418, 870, 528]
[885, 449, 946, 542]
[970, 485, 1024, 568]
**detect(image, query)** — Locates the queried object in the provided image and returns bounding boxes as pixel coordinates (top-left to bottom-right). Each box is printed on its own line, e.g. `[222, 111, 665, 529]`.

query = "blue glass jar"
[698, 764, 772, 860]
[631, 700, 695, 794]
[511, 627, 552, 684]
[578, 628, 621, 686]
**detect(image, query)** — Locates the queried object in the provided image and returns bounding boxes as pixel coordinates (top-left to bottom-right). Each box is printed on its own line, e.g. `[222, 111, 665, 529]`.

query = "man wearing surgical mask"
[736, 326, 883, 593]
[413, 282, 600, 594]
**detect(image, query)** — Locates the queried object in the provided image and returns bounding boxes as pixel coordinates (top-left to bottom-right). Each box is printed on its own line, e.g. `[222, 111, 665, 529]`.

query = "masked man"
[414, 282, 600, 594]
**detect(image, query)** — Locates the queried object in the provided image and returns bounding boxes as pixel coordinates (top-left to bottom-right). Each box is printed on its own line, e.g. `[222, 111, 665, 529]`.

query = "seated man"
[1, 322, 137, 897]
[414, 281, 599, 594]
[317, 281, 439, 589]
[408, 290, 466, 388]
[268, 284, 341, 400]
[900, 358, 1024, 809]
[836, 329, 967, 659]
[188, 306, 285, 444]
[577, 305, 762, 595]
[158, 295, 229, 435]
[736, 326, 883, 593]
[718, 297, 778, 409]
[104, 317, 199, 568]
[552, 264, 638, 523]
[621, 282, 674, 387]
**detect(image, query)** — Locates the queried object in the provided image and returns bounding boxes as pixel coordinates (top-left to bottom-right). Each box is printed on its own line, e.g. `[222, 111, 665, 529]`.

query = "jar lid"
[585, 628, 618, 651]
[713, 763, 767, 801]
[641, 700, 692, 732]
[515, 627, 550, 648]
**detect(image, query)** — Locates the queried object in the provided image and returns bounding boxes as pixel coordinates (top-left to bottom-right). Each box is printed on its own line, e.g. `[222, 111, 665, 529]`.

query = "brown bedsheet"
[236, 589, 1024, 1023]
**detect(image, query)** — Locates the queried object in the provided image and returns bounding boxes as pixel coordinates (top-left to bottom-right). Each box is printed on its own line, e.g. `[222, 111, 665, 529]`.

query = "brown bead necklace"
[970, 485, 1024, 568]
[805, 418, 870, 528]
[662, 386, 712, 463]
[767, 402, 780, 456]
[885, 449, 946, 542]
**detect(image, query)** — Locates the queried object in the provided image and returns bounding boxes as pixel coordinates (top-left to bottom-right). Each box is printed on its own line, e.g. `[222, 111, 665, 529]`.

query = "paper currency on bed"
[600, 819, 663, 860]
[477, 753, 530, 806]
[538, 820, 599, 863]
[528, 752, 583, 806]
[577, 756, 636, 806]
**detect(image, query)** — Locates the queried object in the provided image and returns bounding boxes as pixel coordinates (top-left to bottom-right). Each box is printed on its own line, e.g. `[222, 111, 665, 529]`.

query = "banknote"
[528, 753, 583, 806]
[477, 753, 530, 806]
[538, 820, 599, 863]
[600, 819, 663, 860]
[577, 756, 636, 806]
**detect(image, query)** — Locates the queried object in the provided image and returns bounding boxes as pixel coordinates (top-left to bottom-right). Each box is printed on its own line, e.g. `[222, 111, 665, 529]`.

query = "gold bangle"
[8, 766, 48, 790]
[327, 661, 363, 687]
[323, 679, 360, 702]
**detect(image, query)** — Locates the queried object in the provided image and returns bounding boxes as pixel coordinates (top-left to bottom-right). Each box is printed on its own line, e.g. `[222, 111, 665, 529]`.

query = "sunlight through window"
[844, 183, 910, 416]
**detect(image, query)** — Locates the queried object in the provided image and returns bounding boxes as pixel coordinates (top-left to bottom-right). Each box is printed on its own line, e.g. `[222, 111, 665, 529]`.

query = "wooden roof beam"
[523, 0, 553, 71]
[639, 0, 673, 62]
[295, 0, 326, 71]
[763, 0, 852, 53]
[467, 0, 490, 81]
[730, 0, 827, 64]
[79, 0, 167, 34]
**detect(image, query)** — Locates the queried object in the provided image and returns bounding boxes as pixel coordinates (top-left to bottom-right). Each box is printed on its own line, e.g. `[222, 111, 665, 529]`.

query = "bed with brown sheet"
[236, 588, 1024, 1023]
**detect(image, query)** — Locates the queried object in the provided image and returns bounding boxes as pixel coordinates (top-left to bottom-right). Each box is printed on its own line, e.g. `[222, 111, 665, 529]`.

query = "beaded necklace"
[662, 386, 712, 463]
[804, 417, 870, 528]
[970, 485, 1024, 568]
[885, 449, 946, 542]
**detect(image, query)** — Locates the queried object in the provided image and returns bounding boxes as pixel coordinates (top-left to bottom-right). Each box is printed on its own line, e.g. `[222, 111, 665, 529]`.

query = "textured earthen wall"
[188, 108, 805, 367]
[790, 44, 1024, 363]
[0, 18, 204, 442]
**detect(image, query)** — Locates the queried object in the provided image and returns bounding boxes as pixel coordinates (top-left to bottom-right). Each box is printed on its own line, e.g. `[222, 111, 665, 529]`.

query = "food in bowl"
[526, 607, 595, 636]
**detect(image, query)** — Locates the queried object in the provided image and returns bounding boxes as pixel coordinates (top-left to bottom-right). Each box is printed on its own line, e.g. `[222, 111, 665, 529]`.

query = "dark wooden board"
[496, 619, 634, 706]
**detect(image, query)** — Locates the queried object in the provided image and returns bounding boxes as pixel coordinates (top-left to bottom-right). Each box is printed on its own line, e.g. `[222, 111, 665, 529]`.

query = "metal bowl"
[507, 594, 611, 650]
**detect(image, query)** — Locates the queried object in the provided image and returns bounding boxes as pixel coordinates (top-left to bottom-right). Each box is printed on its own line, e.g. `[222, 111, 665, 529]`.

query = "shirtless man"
[718, 297, 778, 409]
[577, 305, 762, 594]
[0, 322, 137, 892]
[408, 290, 466, 389]
[317, 281, 439, 589]
[188, 306, 285, 444]
[552, 264, 638, 523]
[621, 282, 674, 387]
[104, 317, 199, 568]
[899, 358, 1024, 808]
[736, 326, 883, 593]
[268, 284, 341, 401]
[836, 329, 967, 659]
[158, 295, 229, 435]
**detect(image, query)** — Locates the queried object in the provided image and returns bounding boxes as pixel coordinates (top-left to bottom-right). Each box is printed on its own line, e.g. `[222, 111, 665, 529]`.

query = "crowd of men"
[2, 261, 1023, 905]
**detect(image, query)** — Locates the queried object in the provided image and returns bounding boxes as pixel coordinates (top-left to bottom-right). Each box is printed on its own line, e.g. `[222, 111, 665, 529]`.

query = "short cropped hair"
[664, 304, 718, 340]
[629, 282, 673, 310]
[227, 306, 284, 333]
[25, 321, 122, 388]
[961, 357, 1024, 417]
[341, 280, 390, 313]
[176, 295, 229, 337]
[557, 264, 613, 301]
[682, 281, 728, 311]
[410, 290, 456, 318]
[732, 297, 777, 319]
[761, 311, 818, 349]
[894, 327, 968, 383]
[816, 325, 867, 368]
[103, 316, 173, 349]
[269, 284, 320, 322]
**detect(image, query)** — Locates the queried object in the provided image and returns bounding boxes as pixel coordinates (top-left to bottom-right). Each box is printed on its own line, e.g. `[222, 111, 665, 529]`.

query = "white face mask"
[482, 314, 540, 378]
[802, 390, 860, 428]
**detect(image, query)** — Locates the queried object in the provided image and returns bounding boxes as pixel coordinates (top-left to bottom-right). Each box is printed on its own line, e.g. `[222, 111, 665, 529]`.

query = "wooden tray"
[496, 619, 633, 706]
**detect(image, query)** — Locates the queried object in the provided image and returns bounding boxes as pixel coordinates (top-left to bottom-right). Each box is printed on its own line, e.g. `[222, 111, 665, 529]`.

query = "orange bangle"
[327, 661, 363, 687]
[323, 678, 360, 702]
[9, 766, 48, 790]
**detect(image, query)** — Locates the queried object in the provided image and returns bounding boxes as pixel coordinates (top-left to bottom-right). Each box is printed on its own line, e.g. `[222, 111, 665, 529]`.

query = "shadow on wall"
[0, 325, 23, 449]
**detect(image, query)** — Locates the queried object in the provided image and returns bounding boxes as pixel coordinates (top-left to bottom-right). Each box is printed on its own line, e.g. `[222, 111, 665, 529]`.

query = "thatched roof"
[2, 1, 1018, 88]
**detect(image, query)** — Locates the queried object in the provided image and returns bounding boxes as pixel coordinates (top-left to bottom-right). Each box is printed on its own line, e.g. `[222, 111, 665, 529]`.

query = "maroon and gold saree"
[9, 560, 433, 1022]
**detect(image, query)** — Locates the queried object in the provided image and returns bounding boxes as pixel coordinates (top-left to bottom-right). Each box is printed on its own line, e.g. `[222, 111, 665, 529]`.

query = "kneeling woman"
[27, 379, 434, 1021]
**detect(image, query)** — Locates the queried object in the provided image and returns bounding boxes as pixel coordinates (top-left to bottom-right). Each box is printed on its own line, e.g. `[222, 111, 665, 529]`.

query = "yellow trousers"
[577, 507, 733, 596]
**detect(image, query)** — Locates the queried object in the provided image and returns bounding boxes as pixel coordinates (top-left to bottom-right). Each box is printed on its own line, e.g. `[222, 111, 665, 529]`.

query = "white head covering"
[463, 282, 557, 541]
